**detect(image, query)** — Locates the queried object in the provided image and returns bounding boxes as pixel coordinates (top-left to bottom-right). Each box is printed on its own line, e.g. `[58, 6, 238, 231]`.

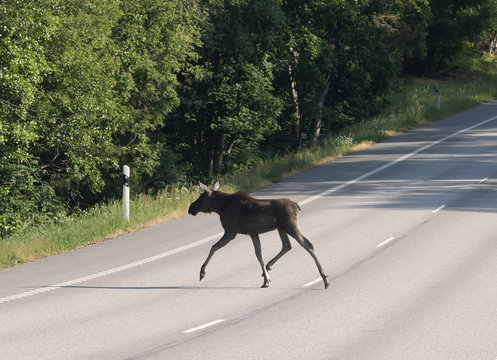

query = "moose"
[188, 181, 329, 289]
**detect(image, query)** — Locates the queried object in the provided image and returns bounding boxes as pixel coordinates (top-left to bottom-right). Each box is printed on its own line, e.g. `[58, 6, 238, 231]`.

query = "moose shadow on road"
[43, 284, 311, 291]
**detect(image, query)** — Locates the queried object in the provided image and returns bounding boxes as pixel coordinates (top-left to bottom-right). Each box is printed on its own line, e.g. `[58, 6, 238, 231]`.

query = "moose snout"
[188, 204, 198, 216]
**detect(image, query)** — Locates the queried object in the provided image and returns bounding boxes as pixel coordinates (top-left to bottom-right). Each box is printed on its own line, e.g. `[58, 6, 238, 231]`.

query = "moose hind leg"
[266, 229, 292, 271]
[286, 227, 329, 289]
[250, 234, 270, 288]
[200, 232, 235, 281]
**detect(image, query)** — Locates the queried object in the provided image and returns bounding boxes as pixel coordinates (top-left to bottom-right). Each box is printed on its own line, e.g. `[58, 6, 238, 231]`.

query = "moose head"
[188, 181, 221, 216]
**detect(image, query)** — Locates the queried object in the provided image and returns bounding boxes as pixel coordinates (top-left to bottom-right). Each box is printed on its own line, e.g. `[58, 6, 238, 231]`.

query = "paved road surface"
[2, 102, 497, 359]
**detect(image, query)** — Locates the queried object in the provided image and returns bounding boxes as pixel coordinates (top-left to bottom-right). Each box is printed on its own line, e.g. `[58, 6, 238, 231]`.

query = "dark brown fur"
[188, 181, 329, 289]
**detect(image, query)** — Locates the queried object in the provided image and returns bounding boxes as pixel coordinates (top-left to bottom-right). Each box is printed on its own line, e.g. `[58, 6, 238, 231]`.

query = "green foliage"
[113, 0, 201, 190]
[38, 0, 123, 200]
[166, 0, 284, 177]
[423, 0, 496, 74]
[1, 0, 496, 237]
[277, 0, 401, 150]
[0, 0, 64, 235]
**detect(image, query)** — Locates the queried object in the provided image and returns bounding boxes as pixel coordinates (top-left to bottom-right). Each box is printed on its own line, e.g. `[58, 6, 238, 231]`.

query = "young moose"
[188, 181, 329, 289]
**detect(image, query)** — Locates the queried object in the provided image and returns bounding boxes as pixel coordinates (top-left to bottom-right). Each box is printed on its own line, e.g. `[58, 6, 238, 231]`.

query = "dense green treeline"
[1, 0, 496, 236]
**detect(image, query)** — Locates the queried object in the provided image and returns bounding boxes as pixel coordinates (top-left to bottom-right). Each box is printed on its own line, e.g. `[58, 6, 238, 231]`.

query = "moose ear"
[212, 181, 221, 191]
[198, 181, 212, 195]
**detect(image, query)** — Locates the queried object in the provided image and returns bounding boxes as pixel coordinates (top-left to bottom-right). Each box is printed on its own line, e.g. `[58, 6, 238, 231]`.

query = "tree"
[475, 0, 497, 55]
[111, 0, 201, 191]
[0, 0, 64, 235]
[0, 0, 200, 234]
[378, 0, 432, 75]
[280, 0, 400, 149]
[168, 0, 284, 177]
[34, 0, 125, 206]
[424, 0, 495, 74]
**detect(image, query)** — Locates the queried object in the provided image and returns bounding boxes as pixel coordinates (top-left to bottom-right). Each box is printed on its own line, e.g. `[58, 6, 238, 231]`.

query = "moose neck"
[208, 191, 232, 214]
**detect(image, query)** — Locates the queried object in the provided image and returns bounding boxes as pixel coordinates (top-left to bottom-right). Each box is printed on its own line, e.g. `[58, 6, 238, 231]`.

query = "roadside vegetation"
[1, 0, 497, 268]
[2, 72, 497, 269]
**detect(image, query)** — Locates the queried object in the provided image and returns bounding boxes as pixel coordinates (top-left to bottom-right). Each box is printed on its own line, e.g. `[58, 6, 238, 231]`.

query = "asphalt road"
[2, 102, 497, 360]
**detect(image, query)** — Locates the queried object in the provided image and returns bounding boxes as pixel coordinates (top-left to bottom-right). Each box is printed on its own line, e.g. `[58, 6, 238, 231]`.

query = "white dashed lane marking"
[183, 319, 226, 334]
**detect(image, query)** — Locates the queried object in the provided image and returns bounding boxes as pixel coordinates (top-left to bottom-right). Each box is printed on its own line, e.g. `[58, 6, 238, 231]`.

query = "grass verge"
[1, 74, 496, 269]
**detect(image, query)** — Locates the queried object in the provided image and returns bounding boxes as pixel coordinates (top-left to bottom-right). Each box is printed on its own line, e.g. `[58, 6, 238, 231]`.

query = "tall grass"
[0, 187, 199, 267]
[1, 74, 496, 269]
[231, 75, 497, 192]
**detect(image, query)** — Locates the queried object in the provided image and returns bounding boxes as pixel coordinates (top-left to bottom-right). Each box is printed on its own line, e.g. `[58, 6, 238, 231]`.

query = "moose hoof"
[323, 275, 330, 289]
[261, 279, 270, 288]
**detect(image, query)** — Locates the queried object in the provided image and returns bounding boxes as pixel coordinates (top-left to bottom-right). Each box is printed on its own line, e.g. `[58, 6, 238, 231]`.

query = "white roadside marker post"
[123, 165, 130, 221]
[434, 82, 440, 110]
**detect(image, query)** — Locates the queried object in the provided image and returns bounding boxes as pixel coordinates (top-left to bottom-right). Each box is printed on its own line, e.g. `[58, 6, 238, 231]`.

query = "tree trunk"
[213, 132, 226, 175]
[288, 51, 302, 150]
[207, 156, 213, 178]
[490, 36, 497, 55]
[312, 74, 330, 148]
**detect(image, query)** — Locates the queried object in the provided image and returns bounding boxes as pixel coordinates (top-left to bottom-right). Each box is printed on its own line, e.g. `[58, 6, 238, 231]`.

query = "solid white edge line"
[376, 237, 395, 248]
[2, 114, 497, 305]
[432, 205, 446, 213]
[0, 232, 223, 305]
[303, 278, 322, 287]
[298, 114, 497, 207]
[183, 319, 226, 334]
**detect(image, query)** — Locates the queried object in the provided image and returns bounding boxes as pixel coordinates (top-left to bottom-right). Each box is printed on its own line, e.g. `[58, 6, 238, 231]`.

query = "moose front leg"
[200, 232, 235, 281]
[250, 234, 270, 288]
